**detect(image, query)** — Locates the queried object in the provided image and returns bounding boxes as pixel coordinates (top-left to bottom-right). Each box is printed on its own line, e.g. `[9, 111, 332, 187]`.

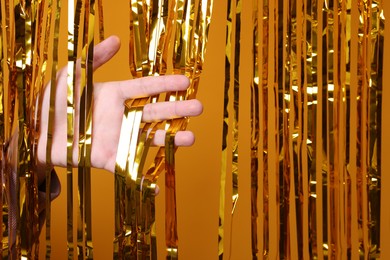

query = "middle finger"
[142, 99, 203, 122]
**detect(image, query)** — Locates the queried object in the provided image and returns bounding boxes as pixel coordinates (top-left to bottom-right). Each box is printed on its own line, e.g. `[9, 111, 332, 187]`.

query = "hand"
[37, 35, 203, 175]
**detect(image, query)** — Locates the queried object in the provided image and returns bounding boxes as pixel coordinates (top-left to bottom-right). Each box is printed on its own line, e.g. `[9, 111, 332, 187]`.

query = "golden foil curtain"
[0, 0, 104, 258]
[0, 0, 387, 259]
[218, 0, 386, 259]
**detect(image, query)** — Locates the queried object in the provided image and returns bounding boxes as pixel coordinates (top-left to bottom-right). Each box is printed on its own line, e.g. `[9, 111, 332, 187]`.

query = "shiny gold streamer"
[0, 2, 5, 256]
[2, 0, 18, 257]
[0, 6, 6, 257]
[218, 0, 240, 257]
[0, 0, 9, 257]
[16, 0, 44, 257]
[77, 0, 95, 257]
[46, 0, 61, 258]
[66, 0, 78, 257]
[250, 0, 260, 257]
[96, 0, 104, 42]
[28, 0, 52, 255]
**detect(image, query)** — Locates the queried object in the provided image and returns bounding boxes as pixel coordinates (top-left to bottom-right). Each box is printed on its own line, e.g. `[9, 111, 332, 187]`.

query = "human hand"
[37, 35, 203, 175]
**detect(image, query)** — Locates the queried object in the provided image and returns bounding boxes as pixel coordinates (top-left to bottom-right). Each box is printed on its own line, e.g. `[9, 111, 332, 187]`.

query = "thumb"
[92, 35, 121, 71]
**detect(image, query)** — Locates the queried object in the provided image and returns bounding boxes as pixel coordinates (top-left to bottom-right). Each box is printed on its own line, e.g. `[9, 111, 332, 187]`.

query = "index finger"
[98, 75, 191, 101]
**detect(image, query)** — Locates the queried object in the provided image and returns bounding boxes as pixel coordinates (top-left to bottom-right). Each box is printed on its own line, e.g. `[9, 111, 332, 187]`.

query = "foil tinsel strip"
[96, 0, 104, 42]
[2, 0, 16, 257]
[0, 1, 4, 256]
[231, 0, 240, 217]
[0, 0, 12, 257]
[348, 3, 360, 257]
[218, 0, 240, 257]
[113, 102, 137, 259]
[15, 0, 31, 256]
[250, 0, 259, 257]
[127, 99, 155, 259]
[77, 0, 95, 257]
[163, 1, 192, 258]
[164, 123, 179, 259]
[300, 0, 311, 257]
[258, 0, 269, 257]
[66, 0, 78, 257]
[369, 0, 384, 254]
[126, 98, 149, 257]
[259, 0, 276, 257]
[28, 0, 56, 257]
[16, 0, 42, 257]
[46, 0, 61, 258]
[0, 1, 9, 257]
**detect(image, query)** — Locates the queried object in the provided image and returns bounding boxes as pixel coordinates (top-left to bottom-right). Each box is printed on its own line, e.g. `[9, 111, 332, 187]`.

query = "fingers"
[96, 74, 191, 101]
[142, 99, 203, 122]
[151, 130, 196, 146]
[124, 75, 190, 98]
[92, 35, 121, 71]
[53, 35, 121, 92]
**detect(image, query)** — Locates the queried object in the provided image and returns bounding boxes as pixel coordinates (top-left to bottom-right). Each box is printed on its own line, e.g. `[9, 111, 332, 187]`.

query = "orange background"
[47, 1, 390, 259]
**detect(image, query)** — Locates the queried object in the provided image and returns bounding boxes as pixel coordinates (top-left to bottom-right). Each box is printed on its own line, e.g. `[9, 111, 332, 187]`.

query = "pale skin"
[36, 35, 203, 182]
